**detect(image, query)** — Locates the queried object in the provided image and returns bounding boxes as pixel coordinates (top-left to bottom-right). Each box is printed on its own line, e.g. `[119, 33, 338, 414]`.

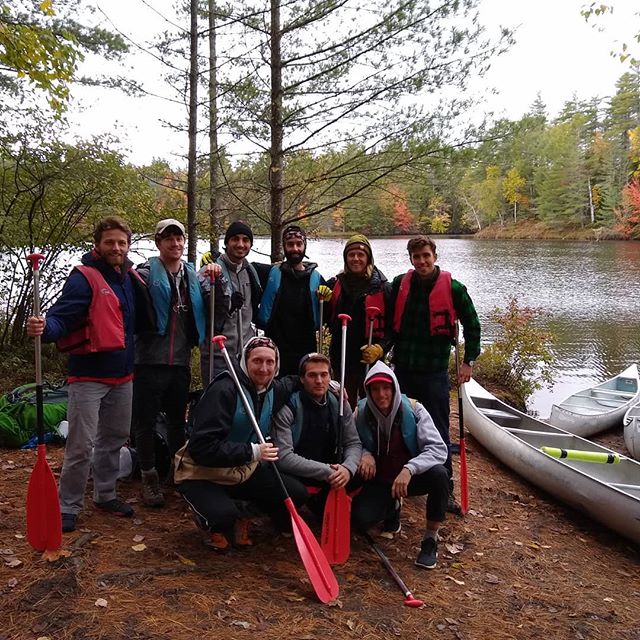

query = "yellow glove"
[360, 343, 383, 364]
[317, 285, 332, 302]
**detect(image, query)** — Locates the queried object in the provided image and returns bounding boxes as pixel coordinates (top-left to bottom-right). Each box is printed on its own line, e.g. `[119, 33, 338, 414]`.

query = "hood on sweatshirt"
[239, 336, 280, 392]
[363, 361, 402, 443]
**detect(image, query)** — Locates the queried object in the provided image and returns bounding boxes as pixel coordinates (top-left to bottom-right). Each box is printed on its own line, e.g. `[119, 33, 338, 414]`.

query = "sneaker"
[61, 513, 77, 533]
[380, 498, 402, 539]
[415, 537, 438, 569]
[141, 469, 165, 508]
[234, 518, 254, 548]
[94, 499, 134, 518]
[206, 532, 230, 552]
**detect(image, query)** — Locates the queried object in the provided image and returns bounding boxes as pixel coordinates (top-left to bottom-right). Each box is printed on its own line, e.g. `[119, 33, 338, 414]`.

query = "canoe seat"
[592, 389, 635, 399]
[480, 407, 521, 427]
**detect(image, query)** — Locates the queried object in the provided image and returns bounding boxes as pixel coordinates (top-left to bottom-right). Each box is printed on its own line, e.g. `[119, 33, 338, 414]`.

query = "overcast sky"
[66, 0, 639, 166]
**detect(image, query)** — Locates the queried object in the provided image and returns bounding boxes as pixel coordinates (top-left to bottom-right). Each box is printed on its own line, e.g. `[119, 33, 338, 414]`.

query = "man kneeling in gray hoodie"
[353, 361, 449, 569]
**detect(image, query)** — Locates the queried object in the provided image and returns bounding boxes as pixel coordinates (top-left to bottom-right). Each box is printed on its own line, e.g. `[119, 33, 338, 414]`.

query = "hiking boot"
[141, 469, 165, 508]
[61, 513, 77, 533]
[415, 537, 438, 569]
[447, 495, 462, 516]
[380, 498, 402, 539]
[94, 499, 134, 518]
[234, 518, 254, 548]
[206, 532, 230, 552]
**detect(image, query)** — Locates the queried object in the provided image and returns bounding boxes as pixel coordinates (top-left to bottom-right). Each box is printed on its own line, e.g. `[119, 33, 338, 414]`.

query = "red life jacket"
[57, 265, 126, 355]
[329, 279, 385, 339]
[392, 269, 457, 338]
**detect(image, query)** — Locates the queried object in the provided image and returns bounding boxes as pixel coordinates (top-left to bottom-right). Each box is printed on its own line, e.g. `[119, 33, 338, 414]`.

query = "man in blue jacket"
[257, 225, 327, 376]
[132, 219, 220, 507]
[26, 216, 143, 533]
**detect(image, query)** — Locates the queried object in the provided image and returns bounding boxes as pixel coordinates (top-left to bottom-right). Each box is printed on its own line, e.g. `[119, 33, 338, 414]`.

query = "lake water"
[99, 236, 640, 417]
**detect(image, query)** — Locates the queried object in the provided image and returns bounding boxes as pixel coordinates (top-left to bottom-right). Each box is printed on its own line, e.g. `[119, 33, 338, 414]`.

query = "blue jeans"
[394, 369, 453, 482]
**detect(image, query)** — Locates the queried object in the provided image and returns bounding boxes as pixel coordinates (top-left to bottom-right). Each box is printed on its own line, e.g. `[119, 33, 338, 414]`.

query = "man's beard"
[285, 251, 304, 265]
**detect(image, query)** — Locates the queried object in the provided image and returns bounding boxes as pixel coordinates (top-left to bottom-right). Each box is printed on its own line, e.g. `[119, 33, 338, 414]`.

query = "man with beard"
[26, 216, 146, 532]
[257, 225, 329, 376]
[198, 221, 263, 385]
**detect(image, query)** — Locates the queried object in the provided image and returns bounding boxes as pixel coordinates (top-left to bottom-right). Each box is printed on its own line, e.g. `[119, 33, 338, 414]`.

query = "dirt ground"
[1, 402, 639, 640]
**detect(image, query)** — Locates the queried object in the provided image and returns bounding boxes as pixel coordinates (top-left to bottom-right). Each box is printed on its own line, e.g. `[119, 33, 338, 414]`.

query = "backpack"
[0, 382, 68, 448]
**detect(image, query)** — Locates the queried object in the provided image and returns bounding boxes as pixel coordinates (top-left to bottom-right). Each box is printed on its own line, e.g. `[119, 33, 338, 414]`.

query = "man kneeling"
[353, 362, 449, 569]
[271, 353, 362, 512]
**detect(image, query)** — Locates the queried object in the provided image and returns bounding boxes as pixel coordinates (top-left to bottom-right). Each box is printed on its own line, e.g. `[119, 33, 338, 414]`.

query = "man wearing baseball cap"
[353, 361, 449, 569]
[132, 218, 220, 507]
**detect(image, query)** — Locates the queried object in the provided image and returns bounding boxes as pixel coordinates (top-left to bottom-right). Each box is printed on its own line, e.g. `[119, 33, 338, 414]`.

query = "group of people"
[26, 214, 481, 570]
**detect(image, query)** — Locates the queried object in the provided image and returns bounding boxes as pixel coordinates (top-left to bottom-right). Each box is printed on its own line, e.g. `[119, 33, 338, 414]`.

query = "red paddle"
[212, 335, 339, 603]
[363, 305, 381, 377]
[454, 320, 469, 515]
[25, 253, 62, 552]
[321, 313, 352, 564]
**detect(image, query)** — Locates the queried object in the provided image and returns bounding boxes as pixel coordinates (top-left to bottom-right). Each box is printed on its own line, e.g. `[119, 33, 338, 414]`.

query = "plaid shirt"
[391, 267, 481, 373]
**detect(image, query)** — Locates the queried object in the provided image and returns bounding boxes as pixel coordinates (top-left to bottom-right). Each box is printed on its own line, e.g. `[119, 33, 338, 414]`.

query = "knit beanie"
[224, 220, 254, 246]
[343, 234, 373, 265]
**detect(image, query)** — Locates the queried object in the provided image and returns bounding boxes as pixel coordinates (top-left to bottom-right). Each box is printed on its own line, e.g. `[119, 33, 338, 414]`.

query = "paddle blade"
[459, 438, 469, 515]
[26, 445, 62, 551]
[321, 488, 351, 565]
[284, 497, 339, 603]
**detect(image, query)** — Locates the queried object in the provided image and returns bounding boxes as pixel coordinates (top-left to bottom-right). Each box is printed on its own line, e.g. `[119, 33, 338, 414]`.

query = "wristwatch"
[466, 361, 474, 367]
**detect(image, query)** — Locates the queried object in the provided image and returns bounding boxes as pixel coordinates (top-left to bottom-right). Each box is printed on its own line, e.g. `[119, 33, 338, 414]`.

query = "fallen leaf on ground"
[346, 620, 356, 631]
[175, 553, 195, 566]
[445, 575, 465, 585]
[485, 573, 500, 584]
[445, 542, 463, 555]
[132, 534, 145, 543]
[131, 544, 146, 552]
[95, 598, 108, 608]
[4, 557, 22, 568]
[7, 578, 18, 588]
[230, 620, 252, 629]
[42, 548, 71, 562]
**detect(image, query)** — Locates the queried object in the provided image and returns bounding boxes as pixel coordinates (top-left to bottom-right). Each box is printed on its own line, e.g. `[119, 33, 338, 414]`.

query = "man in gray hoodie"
[353, 361, 449, 569]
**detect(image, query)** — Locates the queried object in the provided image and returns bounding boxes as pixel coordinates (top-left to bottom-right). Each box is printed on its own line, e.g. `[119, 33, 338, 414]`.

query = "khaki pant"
[59, 381, 132, 515]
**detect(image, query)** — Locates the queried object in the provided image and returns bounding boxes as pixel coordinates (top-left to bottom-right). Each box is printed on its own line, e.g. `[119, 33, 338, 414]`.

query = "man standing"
[390, 235, 481, 512]
[26, 216, 142, 532]
[353, 362, 449, 569]
[326, 235, 392, 405]
[257, 226, 327, 376]
[132, 219, 220, 507]
[270, 353, 362, 504]
[199, 221, 262, 385]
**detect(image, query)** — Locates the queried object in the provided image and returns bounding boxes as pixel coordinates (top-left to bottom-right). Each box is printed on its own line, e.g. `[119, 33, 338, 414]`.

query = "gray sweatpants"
[59, 381, 132, 515]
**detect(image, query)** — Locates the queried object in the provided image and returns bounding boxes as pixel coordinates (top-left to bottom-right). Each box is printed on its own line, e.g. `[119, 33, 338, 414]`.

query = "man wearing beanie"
[257, 225, 328, 376]
[198, 220, 263, 384]
[326, 234, 392, 405]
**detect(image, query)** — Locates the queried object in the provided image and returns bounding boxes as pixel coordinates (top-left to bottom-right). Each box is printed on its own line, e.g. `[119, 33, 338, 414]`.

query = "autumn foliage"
[614, 178, 640, 239]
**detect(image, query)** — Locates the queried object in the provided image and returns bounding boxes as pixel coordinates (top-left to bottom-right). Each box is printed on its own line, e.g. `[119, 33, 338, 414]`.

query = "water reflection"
[23, 236, 640, 417]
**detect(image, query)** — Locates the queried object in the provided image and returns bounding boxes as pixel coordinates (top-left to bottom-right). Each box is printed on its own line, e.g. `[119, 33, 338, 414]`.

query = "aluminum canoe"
[548, 364, 640, 437]
[461, 377, 640, 546]
[623, 403, 640, 461]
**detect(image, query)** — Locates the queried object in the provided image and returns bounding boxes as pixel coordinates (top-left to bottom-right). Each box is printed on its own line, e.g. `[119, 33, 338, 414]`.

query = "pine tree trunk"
[269, 0, 283, 262]
[187, 0, 199, 264]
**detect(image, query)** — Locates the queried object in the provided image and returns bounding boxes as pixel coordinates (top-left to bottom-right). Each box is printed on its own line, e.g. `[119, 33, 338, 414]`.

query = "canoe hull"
[462, 378, 640, 546]
[623, 404, 640, 461]
[549, 364, 640, 437]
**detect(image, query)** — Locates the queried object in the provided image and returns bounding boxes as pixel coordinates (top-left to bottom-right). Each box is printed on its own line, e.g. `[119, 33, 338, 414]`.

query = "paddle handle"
[28, 253, 45, 443]
[208, 271, 216, 383]
[337, 314, 351, 421]
[364, 306, 380, 377]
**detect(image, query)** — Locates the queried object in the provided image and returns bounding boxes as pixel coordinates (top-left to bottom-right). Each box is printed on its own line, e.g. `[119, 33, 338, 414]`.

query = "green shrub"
[474, 297, 556, 407]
